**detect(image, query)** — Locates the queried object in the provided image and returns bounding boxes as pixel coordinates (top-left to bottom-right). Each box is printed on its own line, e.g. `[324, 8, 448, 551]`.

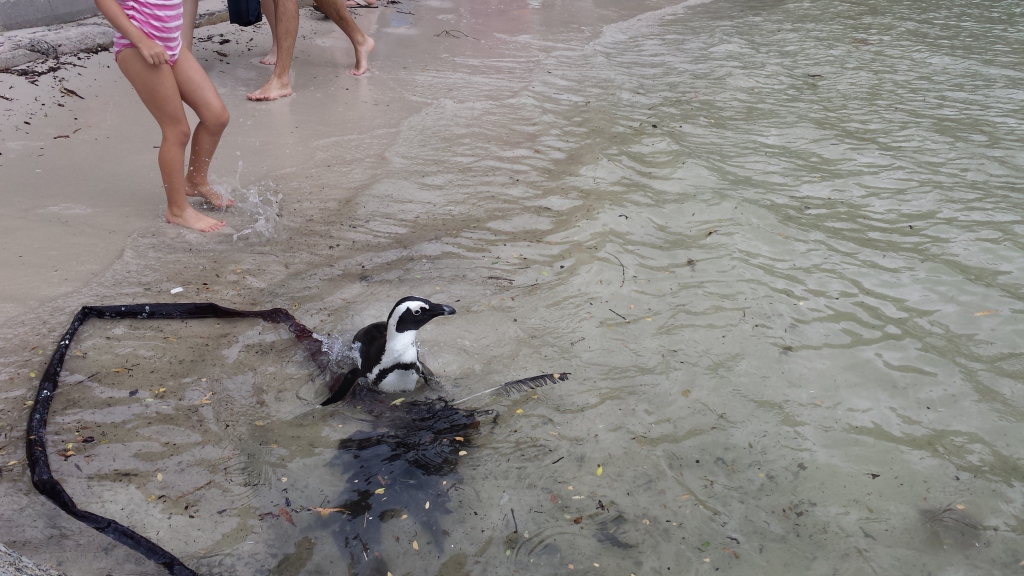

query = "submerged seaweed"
[317, 386, 495, 575]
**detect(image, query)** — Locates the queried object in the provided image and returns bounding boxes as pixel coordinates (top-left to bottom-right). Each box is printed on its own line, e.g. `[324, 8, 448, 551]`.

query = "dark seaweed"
[319, 386, 494, 575]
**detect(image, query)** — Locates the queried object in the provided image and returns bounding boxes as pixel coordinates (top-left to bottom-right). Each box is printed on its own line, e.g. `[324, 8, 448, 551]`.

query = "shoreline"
[0, 0, 690, 573]
[1, 8, 427, 570]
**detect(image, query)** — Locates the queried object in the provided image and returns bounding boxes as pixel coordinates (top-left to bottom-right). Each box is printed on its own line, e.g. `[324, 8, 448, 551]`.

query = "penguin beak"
[428, 303, 456, 318]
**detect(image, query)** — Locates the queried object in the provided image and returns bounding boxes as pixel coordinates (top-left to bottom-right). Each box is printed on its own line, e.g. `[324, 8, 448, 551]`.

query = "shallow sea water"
[4, 0, 1024, 574]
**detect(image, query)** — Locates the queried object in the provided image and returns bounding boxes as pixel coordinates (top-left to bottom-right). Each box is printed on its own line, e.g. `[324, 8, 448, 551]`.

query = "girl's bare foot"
[185, 181, 235, 208]
[167, 205, 226, 232]
[259, 47, 277, 65]
[349, 36, 375, 76]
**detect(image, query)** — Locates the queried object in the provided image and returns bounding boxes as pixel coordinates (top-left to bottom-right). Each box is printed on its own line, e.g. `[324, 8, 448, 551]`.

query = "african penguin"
[321, 296, 456, 406]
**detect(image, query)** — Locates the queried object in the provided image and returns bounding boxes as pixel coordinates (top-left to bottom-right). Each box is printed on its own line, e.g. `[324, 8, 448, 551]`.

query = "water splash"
[229, 183, 281, 241]
[207, 166, 282, 240]
[313, 332, 360, 373]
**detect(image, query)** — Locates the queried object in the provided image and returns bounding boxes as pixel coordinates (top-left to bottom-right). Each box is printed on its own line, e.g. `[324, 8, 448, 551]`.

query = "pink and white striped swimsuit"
[112, 0, 183, 65]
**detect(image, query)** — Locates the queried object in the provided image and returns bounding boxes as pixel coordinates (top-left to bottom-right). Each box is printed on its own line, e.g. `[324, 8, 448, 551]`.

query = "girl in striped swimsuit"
[95, 0, 232, 232]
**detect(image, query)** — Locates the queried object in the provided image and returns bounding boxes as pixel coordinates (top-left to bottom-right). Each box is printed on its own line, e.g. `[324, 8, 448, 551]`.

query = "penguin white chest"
[377, 368, 421, 392]
[369, 329, 421, 392]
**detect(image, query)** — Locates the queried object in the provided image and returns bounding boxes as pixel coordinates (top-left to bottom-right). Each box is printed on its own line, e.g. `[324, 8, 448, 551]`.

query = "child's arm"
[94, 0, 172, 65]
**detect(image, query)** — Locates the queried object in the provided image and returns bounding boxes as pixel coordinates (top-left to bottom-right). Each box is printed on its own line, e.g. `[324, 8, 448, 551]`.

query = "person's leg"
[180, 0, 198, 53]
[117, 49, 226, 232]
[172, 50, 233, 208]
[247, 0, 297, 100]
[259, 0, 279, 65]
[312, 0, 374, 76]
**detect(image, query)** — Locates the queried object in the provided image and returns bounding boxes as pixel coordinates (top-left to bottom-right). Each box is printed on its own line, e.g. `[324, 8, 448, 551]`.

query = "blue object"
[227, 0, 262, 27]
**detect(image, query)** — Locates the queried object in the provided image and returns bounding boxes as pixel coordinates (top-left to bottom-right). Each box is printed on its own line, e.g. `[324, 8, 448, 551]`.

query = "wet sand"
[0, 6, 403, 326]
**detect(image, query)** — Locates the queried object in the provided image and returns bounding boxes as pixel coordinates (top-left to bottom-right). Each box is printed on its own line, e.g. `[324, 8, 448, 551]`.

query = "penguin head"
[387, 296, 456, 334]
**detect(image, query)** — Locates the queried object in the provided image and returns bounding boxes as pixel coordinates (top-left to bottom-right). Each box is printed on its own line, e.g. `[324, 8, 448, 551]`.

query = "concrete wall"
[0, 0, 99, 32]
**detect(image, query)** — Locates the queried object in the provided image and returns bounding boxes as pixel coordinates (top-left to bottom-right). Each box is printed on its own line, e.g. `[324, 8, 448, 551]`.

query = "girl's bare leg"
[260, 0, 278, 65]
[172, 50, 232, 208]
[116, 49, 225, 232]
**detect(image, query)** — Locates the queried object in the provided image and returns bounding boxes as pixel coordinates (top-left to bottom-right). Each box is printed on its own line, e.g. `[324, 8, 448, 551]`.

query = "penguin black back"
[351, 321, 387, 377]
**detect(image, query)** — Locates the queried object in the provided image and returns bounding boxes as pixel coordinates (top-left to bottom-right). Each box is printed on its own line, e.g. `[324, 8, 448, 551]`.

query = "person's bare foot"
[247, 76, 293, 101]
[167, 205, 226, 232]
[349, 36, 375, 76]
[186, 180, 234, 208]
[259, 46, 277, 65]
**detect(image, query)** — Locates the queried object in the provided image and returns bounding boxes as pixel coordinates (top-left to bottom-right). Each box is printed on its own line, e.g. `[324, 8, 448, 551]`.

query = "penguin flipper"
[321, 369, 361, 406]
[420, 362, 459, 396]
[419, 362, 444, 390]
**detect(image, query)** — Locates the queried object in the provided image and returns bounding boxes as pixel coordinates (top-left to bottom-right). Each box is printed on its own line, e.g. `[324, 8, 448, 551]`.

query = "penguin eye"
[412, 308, 422, 316]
